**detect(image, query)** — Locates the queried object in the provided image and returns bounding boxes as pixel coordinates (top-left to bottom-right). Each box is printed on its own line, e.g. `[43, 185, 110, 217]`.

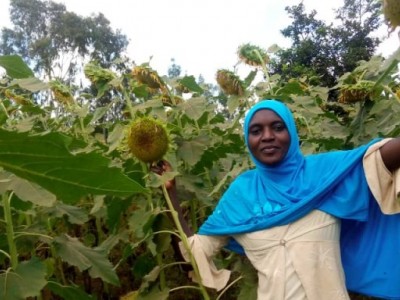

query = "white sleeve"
[179, 234, 231, 291]
[363, 138, 400, 214]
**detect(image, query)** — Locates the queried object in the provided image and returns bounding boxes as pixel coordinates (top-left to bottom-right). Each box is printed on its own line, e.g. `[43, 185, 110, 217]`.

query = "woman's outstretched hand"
[150, 160, 194, 237]
[150, 160, 176, 190]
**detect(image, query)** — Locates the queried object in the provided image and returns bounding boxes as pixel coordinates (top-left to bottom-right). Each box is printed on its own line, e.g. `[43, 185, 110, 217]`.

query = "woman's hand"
[151, 160, 194, 237]
[379, 138, 400, 172]
[150, 160, 176, 190]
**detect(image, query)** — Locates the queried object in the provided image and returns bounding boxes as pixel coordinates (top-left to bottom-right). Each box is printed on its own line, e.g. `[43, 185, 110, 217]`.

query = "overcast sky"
[0, 0, 398, 83]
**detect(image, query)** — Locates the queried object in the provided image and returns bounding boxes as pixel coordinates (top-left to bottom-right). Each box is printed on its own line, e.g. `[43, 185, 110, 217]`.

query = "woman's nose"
[261, 127, 274, 140]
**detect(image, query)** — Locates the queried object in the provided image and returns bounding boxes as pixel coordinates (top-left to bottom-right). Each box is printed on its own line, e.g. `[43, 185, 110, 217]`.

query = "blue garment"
[198, 99, 400, 299]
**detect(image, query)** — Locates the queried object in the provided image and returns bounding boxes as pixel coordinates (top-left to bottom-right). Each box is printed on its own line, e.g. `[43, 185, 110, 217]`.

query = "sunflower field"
[0, 37, 399, 300]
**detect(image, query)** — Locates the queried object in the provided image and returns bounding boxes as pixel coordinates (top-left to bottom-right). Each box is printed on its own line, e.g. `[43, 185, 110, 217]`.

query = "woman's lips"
[260, 146, 279, 154]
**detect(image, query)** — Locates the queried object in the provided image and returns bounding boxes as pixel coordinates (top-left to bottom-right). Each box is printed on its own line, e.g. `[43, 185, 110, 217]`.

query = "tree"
[270, 0, 382, 88]
[332, 0, 381, 75]
[167, 58, 181, 78]
[0, 0, 129, 82]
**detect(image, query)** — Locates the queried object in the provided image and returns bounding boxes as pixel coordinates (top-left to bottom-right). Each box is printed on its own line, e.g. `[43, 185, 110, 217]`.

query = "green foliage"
[0, 257, 47, 300]
[53, 234, 120, 285]
[0, 129, 146, 203]
[0, 55, 34, 78]
[0, 0, 129, 81]
[46, 282, 94, 300]
[271, 0, 382, 88]
[0, 5, 399, 297]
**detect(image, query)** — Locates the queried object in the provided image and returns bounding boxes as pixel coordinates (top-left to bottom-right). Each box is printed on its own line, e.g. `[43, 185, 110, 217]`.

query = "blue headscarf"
[198, 99, 400, 299]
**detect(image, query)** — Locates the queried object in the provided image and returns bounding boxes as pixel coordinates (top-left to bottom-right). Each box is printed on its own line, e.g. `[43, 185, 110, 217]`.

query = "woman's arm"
[151, 160, 194, 237]
[151, 161, 232, 288]
[379, 138, 400, 172]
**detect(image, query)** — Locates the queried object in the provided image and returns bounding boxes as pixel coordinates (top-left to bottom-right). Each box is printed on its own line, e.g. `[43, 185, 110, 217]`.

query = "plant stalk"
[156, 253, 166, 289]
[2, 192, 18, 269]
[141, 162, 154, 210]
[254, 49, 272, 90]
[0, 101, 10, 118]
[123, 90, 135, 119]
[161, 185, 210, 300]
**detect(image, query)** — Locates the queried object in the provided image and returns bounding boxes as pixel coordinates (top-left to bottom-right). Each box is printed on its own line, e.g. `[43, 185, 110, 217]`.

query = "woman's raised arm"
[379, 138, 400, 172]
[150, 160, 194, 237]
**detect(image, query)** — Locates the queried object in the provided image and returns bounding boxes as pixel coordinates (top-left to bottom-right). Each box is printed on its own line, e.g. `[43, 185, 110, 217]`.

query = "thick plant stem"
[0, 101, 10, 118]
[47, 218, 67, 285]
[157, 253, 166, 289]
[141, 162, 154, 210]
[161, 185, 210, 300]
[95, 216, 105, 243]
[123, 90, 135, 119]
[254, 49, 272, 90]
[2, 192, 18, 269]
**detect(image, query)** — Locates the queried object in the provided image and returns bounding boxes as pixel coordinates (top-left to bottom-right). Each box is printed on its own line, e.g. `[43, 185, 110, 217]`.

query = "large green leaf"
[0, 171, 56, 207]
[53, 234, 120, 286]
[10, 77, 49, 92]
[179, 76, 203, 93]
[45, 202, 89, 225]
[178, 97, 209, 120]
[0, 257, 47, 300]
[0, 129, 147, 203]
[46, 281, 94, 300]
[0, 55, 34, 79]
[176, 135, 209, 165]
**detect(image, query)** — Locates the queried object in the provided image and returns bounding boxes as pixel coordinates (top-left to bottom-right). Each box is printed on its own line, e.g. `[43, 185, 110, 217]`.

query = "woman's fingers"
[150, 160, 173, 175]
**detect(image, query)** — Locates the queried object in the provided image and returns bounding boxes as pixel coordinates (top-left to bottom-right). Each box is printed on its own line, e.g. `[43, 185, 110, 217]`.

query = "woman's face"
[247, 109, 291, 165]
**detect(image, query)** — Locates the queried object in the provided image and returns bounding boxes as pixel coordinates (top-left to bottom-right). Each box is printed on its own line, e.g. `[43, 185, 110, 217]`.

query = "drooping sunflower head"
[4, 89, 30, 105]
[237, 43, 269, 67]
[338, 81, 376, 104]
[127, 117, 169, 163]
[396, 88, 400, 99]
[84, 62, 116, 85]
[131, 66, 165, 90]
[175, 82, 191, 94]
[383, 0, 400, 32]
[50, 80, 74, 105]
[216, 69, 245, 96]
[159, 94, 183, 107]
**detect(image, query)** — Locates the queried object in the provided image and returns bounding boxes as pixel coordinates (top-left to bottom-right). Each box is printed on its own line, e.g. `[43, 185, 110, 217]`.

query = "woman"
[154, 99, 400, 299]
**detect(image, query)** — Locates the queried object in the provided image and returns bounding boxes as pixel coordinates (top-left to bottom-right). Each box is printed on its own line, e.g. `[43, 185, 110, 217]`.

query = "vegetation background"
[0, 0, 399, 299]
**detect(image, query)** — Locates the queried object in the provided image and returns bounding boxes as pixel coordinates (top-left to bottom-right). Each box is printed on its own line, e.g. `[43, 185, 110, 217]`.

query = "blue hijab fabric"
[198, 99, 400, 299]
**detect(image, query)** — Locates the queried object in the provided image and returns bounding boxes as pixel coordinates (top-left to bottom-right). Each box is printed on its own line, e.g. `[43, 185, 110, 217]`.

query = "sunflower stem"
[254, 49, 272, 90]
[2, 192, 18, 269]
[157, 253, 166, 289]
[141, 162, 154, 211]
[161, 184, 210, 300]
[123, 90, 135, 119]
[0, 100, 10, 118]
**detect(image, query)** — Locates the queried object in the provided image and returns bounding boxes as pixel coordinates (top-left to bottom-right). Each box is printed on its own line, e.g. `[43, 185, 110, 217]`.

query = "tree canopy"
[270, 0, 382, 88]
[0, 0, 129, 82]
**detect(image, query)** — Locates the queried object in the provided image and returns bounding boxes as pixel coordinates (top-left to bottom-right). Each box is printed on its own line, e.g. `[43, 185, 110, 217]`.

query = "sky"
[0, 0, 398, 83]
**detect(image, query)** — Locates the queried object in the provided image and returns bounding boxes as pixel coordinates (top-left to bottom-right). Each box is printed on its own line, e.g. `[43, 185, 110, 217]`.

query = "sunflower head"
[132, 66, 165, 90]
[383, 0, 400, 32]
[127, 117, 169, 163]
[50, 80, 74, 105]
[237, 43, 269, 67]
[4, 89, 30, 105]
[159, 94, 183, 107]
[338, 81, 376, 104]
[84, 62, 116, 84]
[216, 69, 245, 96]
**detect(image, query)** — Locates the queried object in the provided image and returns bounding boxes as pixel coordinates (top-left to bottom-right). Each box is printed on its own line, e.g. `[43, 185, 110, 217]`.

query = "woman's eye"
[249, 128, 261, 135]
[273, 123, 286, 131]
